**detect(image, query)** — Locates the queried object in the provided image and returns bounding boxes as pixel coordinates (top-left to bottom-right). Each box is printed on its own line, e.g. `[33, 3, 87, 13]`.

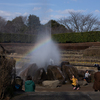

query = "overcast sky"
[0, 0, 100, 24]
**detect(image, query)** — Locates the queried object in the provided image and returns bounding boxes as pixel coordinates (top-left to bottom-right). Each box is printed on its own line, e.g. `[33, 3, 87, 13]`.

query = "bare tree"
[58, 12, 100, 32]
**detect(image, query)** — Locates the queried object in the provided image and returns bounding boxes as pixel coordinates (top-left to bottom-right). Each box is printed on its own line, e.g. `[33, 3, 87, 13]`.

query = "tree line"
[0, 15, 69, 35]
[0, 12, 100, 35]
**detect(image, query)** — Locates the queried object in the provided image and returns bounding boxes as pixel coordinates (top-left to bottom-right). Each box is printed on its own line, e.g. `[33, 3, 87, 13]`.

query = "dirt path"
[12, 83, 98, 100]
[35, 83, 94, 92]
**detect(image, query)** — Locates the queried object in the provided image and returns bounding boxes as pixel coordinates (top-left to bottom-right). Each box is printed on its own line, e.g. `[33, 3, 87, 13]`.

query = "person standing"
[25, 76, 35, 92]
[93, 71, 100, 92]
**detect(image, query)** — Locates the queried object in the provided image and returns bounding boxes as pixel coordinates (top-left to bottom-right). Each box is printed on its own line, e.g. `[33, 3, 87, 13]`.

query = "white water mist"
[16, 0, 61, 75]
[29, 33, 61, 70]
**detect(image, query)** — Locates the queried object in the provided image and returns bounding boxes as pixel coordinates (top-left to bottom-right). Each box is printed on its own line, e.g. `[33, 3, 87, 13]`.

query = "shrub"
[0, 31, 100, 43]
[52, 31, 100, 43]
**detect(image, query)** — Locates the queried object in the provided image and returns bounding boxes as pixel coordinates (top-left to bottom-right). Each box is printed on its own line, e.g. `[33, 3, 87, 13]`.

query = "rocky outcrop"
[33, 68, 47, 84]
[61, 65, 79, 81]
[61, 61, 70, 68]
[19, 63, 38, 81]
[42, 80, 60, 88]
[47, 65, 65, 84]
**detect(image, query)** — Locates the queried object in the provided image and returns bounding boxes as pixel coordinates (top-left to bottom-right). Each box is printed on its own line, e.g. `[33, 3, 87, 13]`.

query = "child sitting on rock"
[70, 75, 80, 90]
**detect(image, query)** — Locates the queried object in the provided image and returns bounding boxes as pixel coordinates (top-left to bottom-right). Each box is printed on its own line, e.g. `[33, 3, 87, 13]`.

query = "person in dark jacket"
[25, 76, 35, 92]
[93, 72, 100, 92]
[14, 76, 23, 91]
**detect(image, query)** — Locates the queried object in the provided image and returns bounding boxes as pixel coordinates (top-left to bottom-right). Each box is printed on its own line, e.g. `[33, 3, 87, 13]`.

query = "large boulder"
[33, 68, 47, 84]
[47, 65, 65, 84]
[19, 63, 38, 81]
[77, 70, 85, 80]
[61, 65, 78, 82]
[61, 61, 70, 68]
[78, 80, 88, 86]
[42, 80, 60, 88]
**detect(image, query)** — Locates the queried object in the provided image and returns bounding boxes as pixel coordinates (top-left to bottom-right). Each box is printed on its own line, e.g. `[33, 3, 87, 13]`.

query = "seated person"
[25, 75, 35, 92]
[14, 76, 23, 91]
[70, 75, 80, 90]
[84, 70, 91, 83]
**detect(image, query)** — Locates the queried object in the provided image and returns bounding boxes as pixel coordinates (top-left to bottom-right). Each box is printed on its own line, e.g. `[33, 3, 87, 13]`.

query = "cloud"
[23, 12, 29, 16]
[50, 15, 64, 19]
[0, 10, 11, 16]
[40, 15, 52, 24]
[46, 9, 53, 13]
[95, 10, 100, 13]
[41, 19, 49, 24]
[40, 14, 66, 24]
[57, 9, 86, 14]
[33, 7, 41, 11]
[0, 10, 28, 20]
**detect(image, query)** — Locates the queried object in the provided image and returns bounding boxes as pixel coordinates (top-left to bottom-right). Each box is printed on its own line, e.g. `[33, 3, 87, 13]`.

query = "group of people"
[70, 68, 100, 92]
[14, 68, 100, 92]
[70, 70, 91, 90]
[14, 75, 35, 92]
